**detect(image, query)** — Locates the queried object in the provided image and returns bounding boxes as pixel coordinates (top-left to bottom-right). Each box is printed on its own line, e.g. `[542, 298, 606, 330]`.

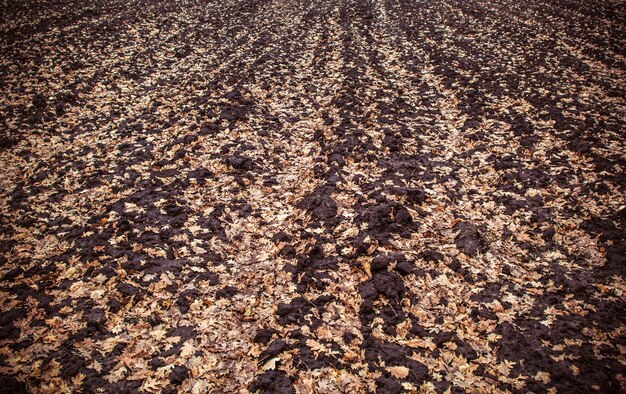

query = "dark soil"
[0, 0, 624, 392]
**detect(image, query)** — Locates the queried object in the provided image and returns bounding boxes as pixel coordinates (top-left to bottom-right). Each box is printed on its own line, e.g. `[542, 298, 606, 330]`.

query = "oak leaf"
[387, 366, 409, 379]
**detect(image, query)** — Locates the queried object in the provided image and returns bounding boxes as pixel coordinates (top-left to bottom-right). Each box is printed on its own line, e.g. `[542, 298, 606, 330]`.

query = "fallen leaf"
[387, 366, 410, 379]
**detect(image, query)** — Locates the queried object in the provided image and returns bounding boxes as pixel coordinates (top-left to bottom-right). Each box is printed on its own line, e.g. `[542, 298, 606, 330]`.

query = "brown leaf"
[387, 366, 409, 379]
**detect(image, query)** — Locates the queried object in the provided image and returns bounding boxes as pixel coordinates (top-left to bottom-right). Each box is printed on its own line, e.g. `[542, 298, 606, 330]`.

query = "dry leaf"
[387, 366, 410, 379]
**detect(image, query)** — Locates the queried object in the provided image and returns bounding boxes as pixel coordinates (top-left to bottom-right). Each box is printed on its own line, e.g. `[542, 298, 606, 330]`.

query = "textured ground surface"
[1, 0, 625, 392]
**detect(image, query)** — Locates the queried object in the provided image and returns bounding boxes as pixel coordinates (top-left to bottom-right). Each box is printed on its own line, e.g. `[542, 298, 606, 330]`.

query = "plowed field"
[1, 0, 625, 392]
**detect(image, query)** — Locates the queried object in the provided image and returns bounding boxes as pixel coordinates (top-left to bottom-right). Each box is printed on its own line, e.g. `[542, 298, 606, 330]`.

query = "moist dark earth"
[1, 0, 625, 392]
